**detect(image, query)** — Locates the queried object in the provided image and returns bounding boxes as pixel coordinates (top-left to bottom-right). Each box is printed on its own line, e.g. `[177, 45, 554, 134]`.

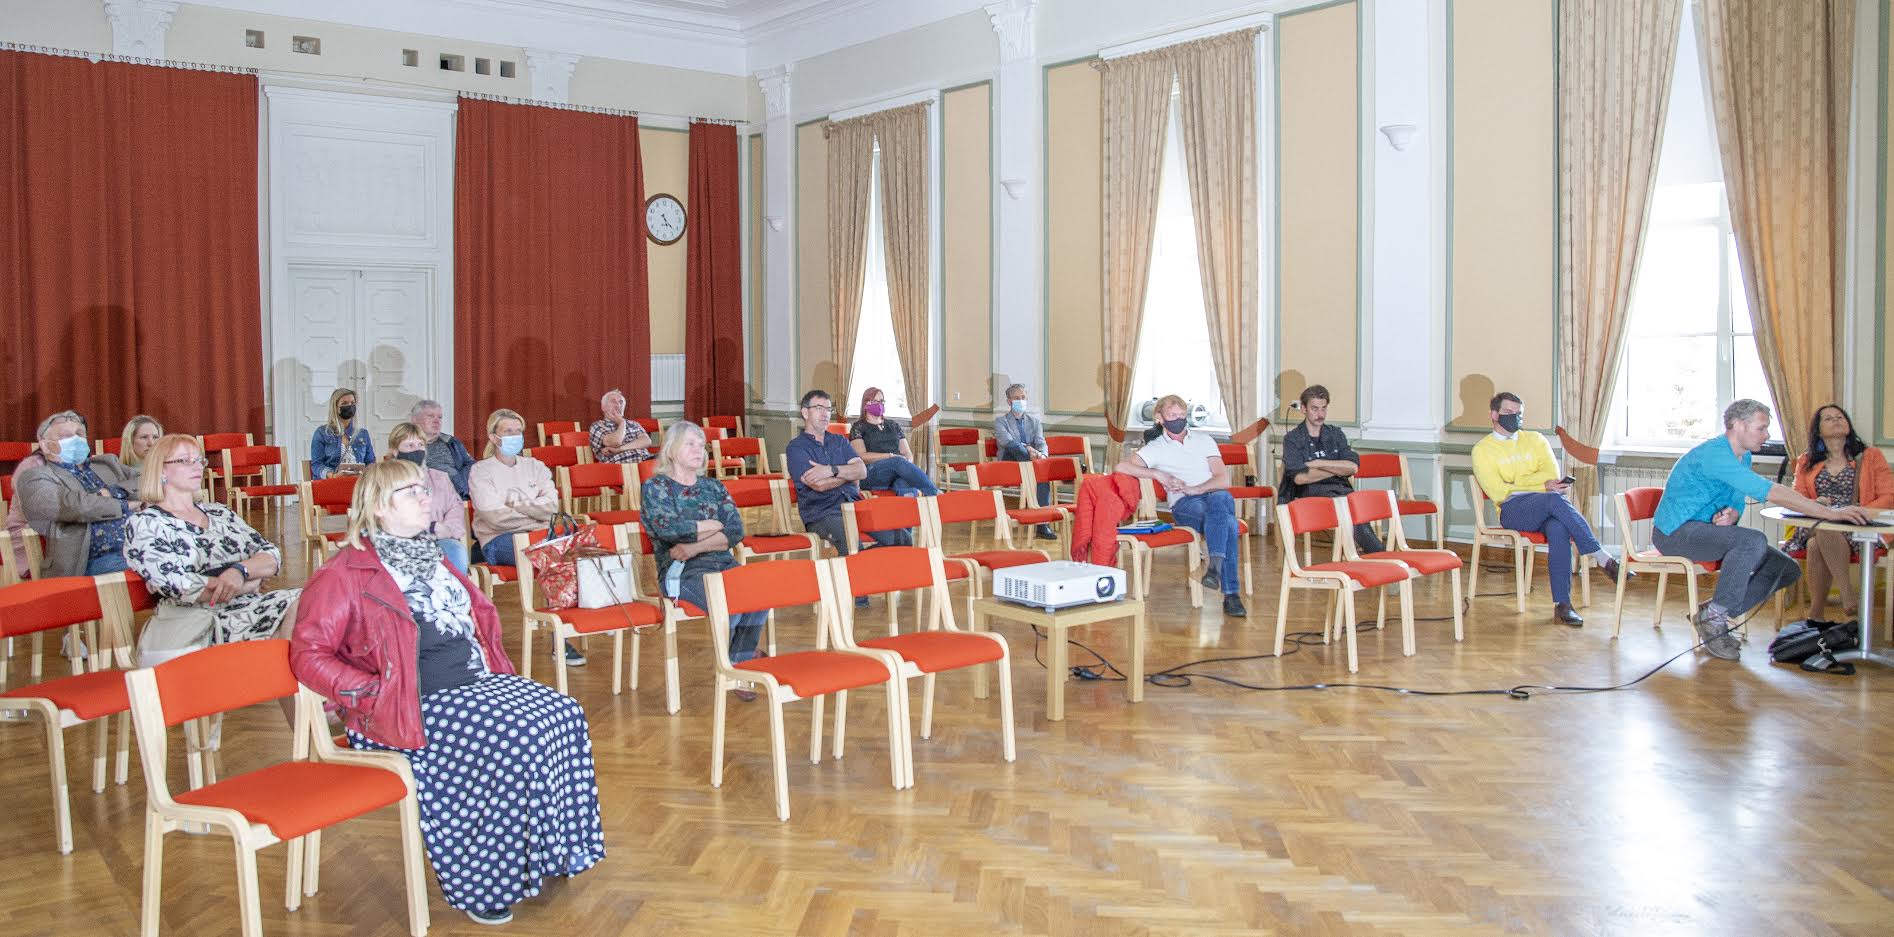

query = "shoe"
[1690, 604, 1741, 660]
[1222, 594, 1247, 617]
[466, 907, 513, 926]
[1597, 557, 1630, 581]
[1201, 567, 1223, 592]
[730, 680, 758, 703]
[855, 595, 870, 609]
[1034, 524, 1058, 540]
[563, 642, 586, 667]
[60, 632, 88, 660]
[1552, 603, 1584, 627]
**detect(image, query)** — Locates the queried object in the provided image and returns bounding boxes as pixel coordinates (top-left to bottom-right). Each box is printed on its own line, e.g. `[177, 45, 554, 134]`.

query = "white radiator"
[651, 354, 686, 404]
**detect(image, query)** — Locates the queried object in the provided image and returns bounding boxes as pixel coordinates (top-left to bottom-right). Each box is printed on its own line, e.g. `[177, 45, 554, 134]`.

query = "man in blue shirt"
[1653, 399, 1868, 659]
[785, 388, 913, 559]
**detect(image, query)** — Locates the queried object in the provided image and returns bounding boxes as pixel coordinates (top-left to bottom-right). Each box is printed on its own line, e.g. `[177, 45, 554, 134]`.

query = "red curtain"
[0, 51, 263, 441]
[684, 122, 746, 421]
[454, 98, 650, 444]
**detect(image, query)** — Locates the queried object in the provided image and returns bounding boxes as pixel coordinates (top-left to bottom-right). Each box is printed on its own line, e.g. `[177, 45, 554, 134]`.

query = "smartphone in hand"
[1558, 475, 1576, 486]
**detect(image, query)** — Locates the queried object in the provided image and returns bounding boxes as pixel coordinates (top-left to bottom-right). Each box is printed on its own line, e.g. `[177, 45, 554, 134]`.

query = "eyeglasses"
[163, 457, 210, 467]
[805, 405, 834, 413]
[391, 483, 431, 500]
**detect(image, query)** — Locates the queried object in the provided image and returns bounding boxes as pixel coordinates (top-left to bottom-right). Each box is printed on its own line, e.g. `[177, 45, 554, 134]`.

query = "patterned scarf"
[371, 531, 444, 582]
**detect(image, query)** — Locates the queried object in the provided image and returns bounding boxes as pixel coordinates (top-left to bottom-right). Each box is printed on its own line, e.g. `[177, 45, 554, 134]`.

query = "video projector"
[992, 561, 1128, 611]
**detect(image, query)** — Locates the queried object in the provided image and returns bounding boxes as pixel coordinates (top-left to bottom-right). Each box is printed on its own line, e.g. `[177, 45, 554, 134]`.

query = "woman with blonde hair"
[292, 459, 605, 926]
[387, 421, 470, 572]
[309, 387, 374, 479]
[118, 415, 163, 469]
[467, 407, 580, 666]
[123, 434, 299, 665]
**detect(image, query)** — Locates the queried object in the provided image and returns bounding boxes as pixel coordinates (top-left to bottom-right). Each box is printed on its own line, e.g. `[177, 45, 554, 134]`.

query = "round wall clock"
[645, 193, 686, 245]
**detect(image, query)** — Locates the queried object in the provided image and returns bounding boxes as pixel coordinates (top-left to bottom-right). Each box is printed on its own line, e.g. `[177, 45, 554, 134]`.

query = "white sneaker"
[61, 632, 88, 661]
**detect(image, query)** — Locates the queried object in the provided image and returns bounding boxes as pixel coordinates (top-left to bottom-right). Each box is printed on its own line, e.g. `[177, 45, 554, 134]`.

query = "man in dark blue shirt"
[785, 389, 912, 557]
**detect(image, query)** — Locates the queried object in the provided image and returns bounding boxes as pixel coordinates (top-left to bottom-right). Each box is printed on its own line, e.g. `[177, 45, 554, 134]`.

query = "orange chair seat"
[1396, 499, 1438, 515]
[669, 598, 707, 618]
[1631, 550, 1720, 572]
[173, 761, 408, 840]
[940, 562, 971, 581]
[475, 563, 519, 583]
[550, 602, 663, 633]
[734, 650, 889, 697]
[950, 550, 1046, 570]
[240, 484, 297, 497]
[746, 533, 818, 554]
[1362, 550, 1460, 575]
[1007, 507, 1063, 525]
[946, 460, 980, 472]
[1229, 485, 1275, 500]
[0, 577, 103, 635]
[1299, 561, 1412, 588]
[322, 531, 347, 542]
[1123, 529, 1196, 548]
[859, 632, 1002, 672]
[0, 669, 131, 720]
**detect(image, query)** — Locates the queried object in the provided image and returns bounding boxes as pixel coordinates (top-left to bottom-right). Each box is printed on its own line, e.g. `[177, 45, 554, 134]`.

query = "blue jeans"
[1499, 492, 1603, 605]
[87, 551, 129, 575]
[438, 539, 470, 574]
[862, 457, 940, 497]
[998, 441, 1052, 507]
[479, 533, 518, 567]
[1170, 490, 1240, 594]
[672, 573, 765, 663]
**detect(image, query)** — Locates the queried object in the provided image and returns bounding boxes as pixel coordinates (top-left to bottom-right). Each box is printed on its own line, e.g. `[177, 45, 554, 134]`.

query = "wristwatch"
[231, 561, 250, 582]
[830, 463, 839, 478]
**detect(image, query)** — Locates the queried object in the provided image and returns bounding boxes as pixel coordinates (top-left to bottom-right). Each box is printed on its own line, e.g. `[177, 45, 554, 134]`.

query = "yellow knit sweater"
[1471, 431, 1561, 504]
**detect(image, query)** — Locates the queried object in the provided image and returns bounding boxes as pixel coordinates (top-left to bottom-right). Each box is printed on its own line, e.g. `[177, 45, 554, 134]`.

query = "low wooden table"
[968, 596, 1145, 721]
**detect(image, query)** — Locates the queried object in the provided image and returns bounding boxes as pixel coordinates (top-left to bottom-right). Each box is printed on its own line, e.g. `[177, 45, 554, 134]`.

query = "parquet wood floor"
[4, 505, 1892, 937]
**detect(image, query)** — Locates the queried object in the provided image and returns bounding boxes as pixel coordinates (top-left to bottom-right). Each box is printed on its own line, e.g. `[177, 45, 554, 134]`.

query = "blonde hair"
[119, 415, 163, 468]
[1154, 394, 1189, 420]
[137, 434, 203, 503]
[343, 458, 425, 549]
[386, 421, 426, 455]
[655, 420, 704, 478]
[483, 408, 525, 458]
[325, 387, 357, 437]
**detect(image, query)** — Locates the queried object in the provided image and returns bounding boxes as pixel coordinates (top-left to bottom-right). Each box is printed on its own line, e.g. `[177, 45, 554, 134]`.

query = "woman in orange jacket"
[1786, 404, 1894, 621]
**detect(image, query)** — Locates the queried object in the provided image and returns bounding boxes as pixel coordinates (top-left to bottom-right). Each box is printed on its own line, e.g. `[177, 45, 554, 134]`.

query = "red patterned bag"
[523, 514, 600, 610]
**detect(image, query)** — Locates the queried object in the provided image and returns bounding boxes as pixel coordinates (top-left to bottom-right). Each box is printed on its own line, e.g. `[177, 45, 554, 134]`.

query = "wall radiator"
[651, 354, 686, 404]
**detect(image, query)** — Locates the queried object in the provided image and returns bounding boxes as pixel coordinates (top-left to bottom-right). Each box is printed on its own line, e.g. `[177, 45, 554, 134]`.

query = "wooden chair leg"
[920, 672, 938, 740]
[398, 793, 429, 936]
[995, 652, 1017, 763]
[831, 689, 849, 761]
[1340, 589, 1360, 673]
[1467, 538, 1483, 601]
[284, 835, 304, 911]
[1653, 572, 1669, 626]
[1450, 568, 1464, 641]
[37, 703, 74, 855]
[1273, 570, 1293, 657]
[768, 697, 790, 821]
[664, 619, 683, 714]
[233, 837, 264, 937]
[141, 811, 165, 937]
[710, 674, 728, 788]
[1613, 568, 1630, 638]
[1684, 573, 1701, 632]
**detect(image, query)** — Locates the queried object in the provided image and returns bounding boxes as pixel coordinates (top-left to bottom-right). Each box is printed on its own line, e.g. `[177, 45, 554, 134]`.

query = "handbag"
[1767, 619, 1859, 672]
[523, 513, 599, 610]
[576, 553, 636, 609]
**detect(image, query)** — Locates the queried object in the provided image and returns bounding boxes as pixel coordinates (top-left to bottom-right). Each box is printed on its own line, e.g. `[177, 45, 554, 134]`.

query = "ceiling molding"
[744, 0, 991, 72]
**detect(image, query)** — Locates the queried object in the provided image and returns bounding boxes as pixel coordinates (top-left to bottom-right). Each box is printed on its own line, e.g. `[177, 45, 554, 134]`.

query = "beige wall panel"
[1045, 60, 1105, 415]
[748, 135, 766, 403]
[1883, 40, 1894, 441]
[943, 83, 994, 413]
[1449, 0, 1557, 429]
[797, 121, 833, 392]
[642, 127, 689, 356]
[1276, 2, 1359, 424]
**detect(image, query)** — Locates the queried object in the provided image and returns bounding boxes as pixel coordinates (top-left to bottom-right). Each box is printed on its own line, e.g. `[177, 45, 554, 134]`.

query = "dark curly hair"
[1805, 403, 1866, 463]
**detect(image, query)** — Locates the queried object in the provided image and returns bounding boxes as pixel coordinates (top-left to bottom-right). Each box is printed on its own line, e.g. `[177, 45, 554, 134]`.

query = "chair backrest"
[537, 420, 581, 445]
[1031, 457, 1078, 485]
[1216, 442, 1252, 469]
[565, 461, 628, 489]
[1045, 435, 1088, 459]
[198, 432, 252, 454]
[1344, 488, 1398, 527]
[1282, 496, 1343, 537]
[846, 495, 923, 534]
[309, 475, 359, 512]
[829, 545, 941, 598]
[983, 438, 999, 459]
[707, 559, 825, 617]
[704, 415, 743, 435]
[716, 436, 765, 459]
[969, 460, 1026, 489]
[1615, 487, 1665, 552]
[1466, 477, 1501, 532]
[931, 488, 1005, 525]
[151, 639, 299, 726]
[99, 437, 123, 456]
[526, 445, 583, 468]
[553, 431, 590, 448]
[0, 576, 108, 638]
[1356, 453, 1402, 480]
[631, 417, 660, 435]
[582, 509, 642, 527]
[937, 427, 980, 448]
[722, 477, 775, 510]
[0, 441, 35, 463]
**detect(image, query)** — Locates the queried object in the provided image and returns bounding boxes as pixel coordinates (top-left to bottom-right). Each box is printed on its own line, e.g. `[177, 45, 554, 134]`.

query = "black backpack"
[1767, 620, 1859, 674]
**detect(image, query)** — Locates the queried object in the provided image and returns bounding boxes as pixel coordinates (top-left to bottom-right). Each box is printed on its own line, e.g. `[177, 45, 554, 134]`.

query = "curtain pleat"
[823, 118, 875, 402]
[873, 104, 932, 419]
[1099, 49, 1175, 463]
[685, 122, 746, 421]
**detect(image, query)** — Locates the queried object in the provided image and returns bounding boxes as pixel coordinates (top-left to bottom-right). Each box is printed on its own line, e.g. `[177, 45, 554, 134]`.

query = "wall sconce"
[999, 178, 1027, 200]
[1378, 123, 1418, 151]
[764, 215, 785, 232]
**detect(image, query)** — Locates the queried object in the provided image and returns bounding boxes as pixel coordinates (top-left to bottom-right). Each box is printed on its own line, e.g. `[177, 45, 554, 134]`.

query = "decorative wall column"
[756, 65, 798, 410]
[103, 0, 178, 58]
[985, 0, 1044, 409]
[524, 49, 580, 104]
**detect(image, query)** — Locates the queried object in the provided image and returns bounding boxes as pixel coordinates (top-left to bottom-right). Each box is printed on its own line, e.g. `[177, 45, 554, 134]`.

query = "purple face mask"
[864, 401, 886, 418]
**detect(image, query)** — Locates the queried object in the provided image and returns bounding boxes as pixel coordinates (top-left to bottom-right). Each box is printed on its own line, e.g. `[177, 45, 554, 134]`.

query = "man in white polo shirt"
[1115, 394, 1245, 617]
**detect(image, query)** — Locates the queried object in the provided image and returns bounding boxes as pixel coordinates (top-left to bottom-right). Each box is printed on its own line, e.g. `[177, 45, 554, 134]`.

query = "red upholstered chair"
[933, 426, 984, 489]
[1612, 487, 1722, 638]
[1118, 479, 1210, 606]
[1043, 435, 1094, 475]
[1467, 477, 1595, 613]
[224, 446, 298, 517]
[524, 444, 587, 469]
[923, 490, 1052, 624]
[1216, 441, 1277, 539]
[1341, 490, 1463, 651]
[729, 478, 821, 564]
[1274, 497, 1414, 673]
[511, 523, 655, 695]
[559, 461, 633, 515]
[703, 560, 904, 819]
[581, 508, 642, 527]
[704, 415, 744, 436]
[711, 436, 773, 478]
[537, 420, 581, 446]
[197, 432, 254, 501]
[825, 546, 1013, 783]
[549, 430, 588, 449]
[968, 460, 1067, 552]
[1356, 453, 1442, 548]
[98, 437, 123, 456]
[125, 640, 428, 937]
[296, 476, 358, 565]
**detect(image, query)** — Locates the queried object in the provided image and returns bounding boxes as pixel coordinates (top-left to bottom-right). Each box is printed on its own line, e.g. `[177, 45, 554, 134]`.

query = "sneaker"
[1221, 593, 1247, 617]
[466, 907, 513, 926]
[563, 642, 587, 667]
[1201, 567, 1223, 592]
[60, 632, 88, 660]
[1691, 604, 1741, 660]
[1034, 524, 1058, 540]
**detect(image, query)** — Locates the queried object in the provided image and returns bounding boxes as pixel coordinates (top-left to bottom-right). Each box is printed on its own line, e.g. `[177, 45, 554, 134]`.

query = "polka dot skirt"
[350, 674, 606, 912]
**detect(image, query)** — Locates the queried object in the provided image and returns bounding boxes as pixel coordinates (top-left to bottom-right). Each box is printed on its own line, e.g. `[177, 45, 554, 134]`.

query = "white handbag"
[575, 553, 636, 609]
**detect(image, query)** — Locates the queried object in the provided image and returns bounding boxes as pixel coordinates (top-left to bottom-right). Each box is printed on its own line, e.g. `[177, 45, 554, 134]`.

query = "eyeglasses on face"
[391, 483, 432, 500]
[163, 457, 210, 467]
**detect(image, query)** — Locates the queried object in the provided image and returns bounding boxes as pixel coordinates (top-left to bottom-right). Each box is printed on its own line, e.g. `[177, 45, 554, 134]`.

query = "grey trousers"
[1652, 520, 1801, 617]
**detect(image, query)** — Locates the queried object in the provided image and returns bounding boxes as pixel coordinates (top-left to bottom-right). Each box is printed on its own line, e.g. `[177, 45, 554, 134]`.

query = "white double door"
[280, 265, 434, 461]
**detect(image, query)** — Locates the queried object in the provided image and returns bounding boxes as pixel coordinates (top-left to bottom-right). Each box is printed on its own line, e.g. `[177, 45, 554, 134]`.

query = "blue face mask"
[1010, 399, 1028, 414]
[498, 434, 525, 458]
[56, 435, 90, 464]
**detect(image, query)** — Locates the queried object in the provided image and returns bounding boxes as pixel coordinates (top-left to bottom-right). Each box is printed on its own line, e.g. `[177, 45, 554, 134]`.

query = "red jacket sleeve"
[288, 561, 381, 708]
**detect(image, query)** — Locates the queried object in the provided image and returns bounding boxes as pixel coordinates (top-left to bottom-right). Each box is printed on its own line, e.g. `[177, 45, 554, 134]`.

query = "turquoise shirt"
[1653, 436, 1774, 535]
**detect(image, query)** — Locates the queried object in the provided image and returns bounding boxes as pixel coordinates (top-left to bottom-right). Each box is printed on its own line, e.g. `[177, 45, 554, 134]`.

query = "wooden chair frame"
[1355, 453, 1444, 549]
[224, 446, 298, 517]
[921, 490, 1053, 627]
[968, 460, 1069, 554]
[1467, 477, 1594, 613]
[1273, 499, 1412, 673]
[511, 523, 651, 696]
[710, 435, 773, 479]
[537, 420, 583, 447]
[1113, 479, 1207, 607]
[1216, 438, 1277, 540]
[1611, 487, 1719, 638]
[558, 461, 634, 517]
[1136, 477, 1249, 597]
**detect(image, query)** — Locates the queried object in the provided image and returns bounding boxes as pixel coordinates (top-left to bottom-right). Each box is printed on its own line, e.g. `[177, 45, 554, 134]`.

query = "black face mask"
[1162, 417, 1188, 435]
[395, 450, 426, 467]
[1496, 412, 1522, 433]
[338, 405, 356, 421]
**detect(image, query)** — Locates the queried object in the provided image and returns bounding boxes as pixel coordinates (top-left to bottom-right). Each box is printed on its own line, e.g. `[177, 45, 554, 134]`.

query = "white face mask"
[1010, 399, 1028, 414]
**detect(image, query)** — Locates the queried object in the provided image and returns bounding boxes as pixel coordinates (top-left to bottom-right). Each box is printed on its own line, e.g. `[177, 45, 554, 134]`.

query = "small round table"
[1759, 505, 1894, 668]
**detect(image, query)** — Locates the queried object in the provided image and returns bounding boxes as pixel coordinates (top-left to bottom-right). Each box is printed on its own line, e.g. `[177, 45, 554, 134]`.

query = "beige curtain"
[1098, 49, 1175, 462]
[873, 103, 932, 417]
[824, 116, 875, 401]
[1174, 30, 1261, 431]
[1697, 0, 1853, 457]
[1557, 0, 1682, 515]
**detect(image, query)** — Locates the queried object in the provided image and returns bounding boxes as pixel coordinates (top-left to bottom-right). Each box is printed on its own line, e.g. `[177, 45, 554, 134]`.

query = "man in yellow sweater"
[1471, 392, 1624, 626]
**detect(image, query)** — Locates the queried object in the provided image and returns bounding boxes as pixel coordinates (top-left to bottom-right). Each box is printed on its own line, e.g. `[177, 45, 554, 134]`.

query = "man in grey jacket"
[17, 409, 141, 577]
[993, 383, 1056, 539]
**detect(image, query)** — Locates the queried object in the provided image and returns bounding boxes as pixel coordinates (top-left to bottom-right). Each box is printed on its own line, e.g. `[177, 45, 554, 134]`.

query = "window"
[845, 144, 911, 419]
[1127, 84, 1226, 429]
[1607, 7, 1776, 448]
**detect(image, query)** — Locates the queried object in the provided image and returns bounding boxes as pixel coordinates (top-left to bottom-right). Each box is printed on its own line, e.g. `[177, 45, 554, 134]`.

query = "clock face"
[645, 194, 686, 245]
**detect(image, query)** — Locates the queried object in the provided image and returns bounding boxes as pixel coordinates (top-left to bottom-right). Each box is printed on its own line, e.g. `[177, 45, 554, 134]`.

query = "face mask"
[1010, 399, 1028, 414]
[1162, 417, 1188, 435]
[1496, 412, 1523, 433]
[338, 405, 356, 421]
[56, 435, 89, 464]
[864, 401, 885, 418]
[498, 435, 524, 458]
[396, 450, 427, 467]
